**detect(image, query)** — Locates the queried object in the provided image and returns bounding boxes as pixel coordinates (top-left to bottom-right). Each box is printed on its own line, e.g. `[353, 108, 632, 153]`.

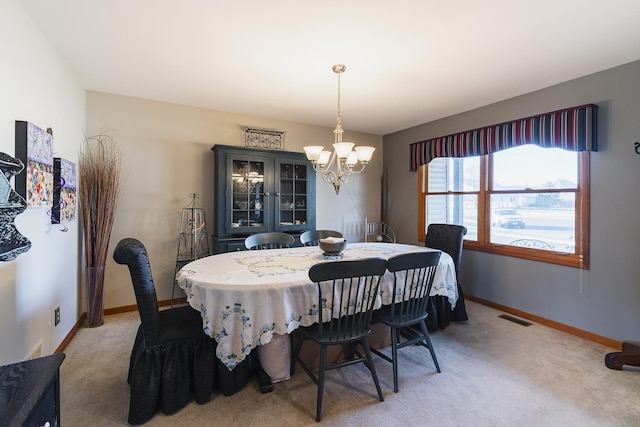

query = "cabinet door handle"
[274, 192, 280, 197]
[264, 192, 270, 197]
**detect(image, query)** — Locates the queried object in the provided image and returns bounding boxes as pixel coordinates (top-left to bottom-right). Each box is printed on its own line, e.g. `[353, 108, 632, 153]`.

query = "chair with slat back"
[364, 217, 397, 243]
[299, 229, 343, 246]
[244, 232, 295, 250]
[370, 251, 442, 392]
[290, 257, 387, 422]
[424, 223, 468, 329]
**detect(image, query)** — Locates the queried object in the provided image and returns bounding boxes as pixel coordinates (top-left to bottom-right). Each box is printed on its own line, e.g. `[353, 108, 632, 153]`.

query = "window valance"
[409, 104, 597, 171]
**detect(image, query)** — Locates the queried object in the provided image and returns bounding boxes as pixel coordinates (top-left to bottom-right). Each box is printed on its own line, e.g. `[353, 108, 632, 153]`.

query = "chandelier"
[303, 65, 375, 195]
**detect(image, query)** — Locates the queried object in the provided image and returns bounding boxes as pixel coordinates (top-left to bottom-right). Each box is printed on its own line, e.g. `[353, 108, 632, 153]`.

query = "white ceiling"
[18, 0, 640, 136]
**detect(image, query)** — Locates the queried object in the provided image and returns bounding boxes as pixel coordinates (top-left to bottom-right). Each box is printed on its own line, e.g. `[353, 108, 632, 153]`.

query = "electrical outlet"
[54, 307, 60, 326]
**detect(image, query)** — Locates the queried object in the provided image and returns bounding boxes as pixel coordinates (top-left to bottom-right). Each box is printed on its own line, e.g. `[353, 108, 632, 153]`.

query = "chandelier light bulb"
[355, 146, 375, 163]
[303, 146, 324, 162]
[318, 151, 332, 166]
[346, 151, 359, 166]
[333, 142, 355, 159]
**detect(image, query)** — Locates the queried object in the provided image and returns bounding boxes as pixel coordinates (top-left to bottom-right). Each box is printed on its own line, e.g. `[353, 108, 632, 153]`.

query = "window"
[418, 145, 589, 268]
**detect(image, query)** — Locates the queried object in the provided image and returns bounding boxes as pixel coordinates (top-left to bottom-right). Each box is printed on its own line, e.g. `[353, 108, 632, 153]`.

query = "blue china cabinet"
[212, 145, 316, 253]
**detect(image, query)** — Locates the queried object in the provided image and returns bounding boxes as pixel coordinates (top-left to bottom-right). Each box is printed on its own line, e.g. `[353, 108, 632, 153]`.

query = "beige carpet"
[59, 301, 640, 426]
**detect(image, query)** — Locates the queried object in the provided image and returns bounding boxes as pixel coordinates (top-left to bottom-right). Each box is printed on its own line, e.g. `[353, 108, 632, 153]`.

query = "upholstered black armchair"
[113, 238, 216, 425]
[424, 223, 469, 331]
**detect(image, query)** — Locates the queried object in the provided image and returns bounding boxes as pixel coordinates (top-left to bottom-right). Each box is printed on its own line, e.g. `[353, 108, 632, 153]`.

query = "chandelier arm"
[320, 170, 338, 185]
[311, 158, 339, 184]
[325, 151, 338, 170]
[310, 163, 324, 174]
[342, 165, 355, 183]
[342, 162, 367, 175]
[341, 173, 354, 184]
[311, 152, 338, 175]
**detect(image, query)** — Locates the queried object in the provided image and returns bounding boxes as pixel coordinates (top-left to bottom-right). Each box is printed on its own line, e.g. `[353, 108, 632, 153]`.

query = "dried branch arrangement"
[79, 130, 122, 267]
[78, 130, 122, 326]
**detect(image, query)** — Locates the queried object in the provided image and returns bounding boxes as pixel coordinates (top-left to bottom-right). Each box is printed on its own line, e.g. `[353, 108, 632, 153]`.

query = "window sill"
[463, 243, 588, 269]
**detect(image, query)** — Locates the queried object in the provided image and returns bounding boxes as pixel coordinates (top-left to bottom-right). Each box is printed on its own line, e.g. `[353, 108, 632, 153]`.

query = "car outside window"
[492, 209, 525, 229]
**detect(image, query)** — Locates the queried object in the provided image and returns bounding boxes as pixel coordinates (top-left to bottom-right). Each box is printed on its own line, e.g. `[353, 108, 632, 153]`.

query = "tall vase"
[86, 265, 106, 327]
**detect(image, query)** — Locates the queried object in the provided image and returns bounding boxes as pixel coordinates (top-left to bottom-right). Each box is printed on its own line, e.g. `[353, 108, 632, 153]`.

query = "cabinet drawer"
[213, 237, 247, 253]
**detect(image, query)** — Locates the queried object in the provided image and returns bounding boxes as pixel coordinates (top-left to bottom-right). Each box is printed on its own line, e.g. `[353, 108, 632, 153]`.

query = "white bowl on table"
[318, 237, 346, 259]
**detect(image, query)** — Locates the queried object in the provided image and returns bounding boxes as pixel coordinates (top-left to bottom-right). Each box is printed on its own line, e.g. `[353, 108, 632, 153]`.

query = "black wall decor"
[52, 157, 77, 224]
[0, 151, 31, 261]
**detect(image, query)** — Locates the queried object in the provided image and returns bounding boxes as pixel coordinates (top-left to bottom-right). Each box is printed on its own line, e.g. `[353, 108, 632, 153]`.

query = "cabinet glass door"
[276, 161, 308, 231]
[229, 158, 267, 233]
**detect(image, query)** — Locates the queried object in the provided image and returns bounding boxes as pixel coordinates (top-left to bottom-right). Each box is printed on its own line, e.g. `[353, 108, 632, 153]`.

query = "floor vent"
[498, 314, 532, 326]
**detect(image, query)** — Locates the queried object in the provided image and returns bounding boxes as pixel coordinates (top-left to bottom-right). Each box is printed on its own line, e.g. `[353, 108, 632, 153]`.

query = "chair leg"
[290, 333, 304, 376]
[316, 345, 328, 422]
[391, 327, 400, 393]
[360, 339, 384, 403]
[419, 321, 441, 373]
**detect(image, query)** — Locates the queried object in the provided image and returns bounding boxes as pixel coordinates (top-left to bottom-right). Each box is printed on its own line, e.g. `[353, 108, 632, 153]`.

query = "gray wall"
[383, 60, 640, 342]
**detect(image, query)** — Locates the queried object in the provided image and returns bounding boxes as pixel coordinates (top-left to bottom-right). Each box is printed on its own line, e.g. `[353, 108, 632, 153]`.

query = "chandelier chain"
[336, 70, 341, 126]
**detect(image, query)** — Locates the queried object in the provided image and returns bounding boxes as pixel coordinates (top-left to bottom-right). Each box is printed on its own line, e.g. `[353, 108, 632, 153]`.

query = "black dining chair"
[424, 223, 468, 330]
[299, 229, 343, 246]
[244, 232, 295, 250]
[370, 251, 442, 392]
[290, 258, 387, 422]
[113, 238, 216, 425]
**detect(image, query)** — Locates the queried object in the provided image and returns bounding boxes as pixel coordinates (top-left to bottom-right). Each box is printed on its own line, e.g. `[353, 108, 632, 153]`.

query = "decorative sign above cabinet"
[243, 128, 286, 150]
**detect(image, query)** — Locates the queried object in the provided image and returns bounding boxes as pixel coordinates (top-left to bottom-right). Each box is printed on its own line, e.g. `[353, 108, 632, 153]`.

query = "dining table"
[176, 242, 458, 384]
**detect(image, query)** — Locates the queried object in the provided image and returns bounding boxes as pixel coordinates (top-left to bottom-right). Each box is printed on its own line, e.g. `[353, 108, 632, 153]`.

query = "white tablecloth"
[176, 242, 457, 372]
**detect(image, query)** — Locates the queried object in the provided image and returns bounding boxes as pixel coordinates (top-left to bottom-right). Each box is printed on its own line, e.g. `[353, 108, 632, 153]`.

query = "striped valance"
[409, 104, 597, 171]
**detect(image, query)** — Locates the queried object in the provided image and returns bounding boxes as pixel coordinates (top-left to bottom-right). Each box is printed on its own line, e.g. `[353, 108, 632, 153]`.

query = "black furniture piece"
[291, 258, 387, 422]
[299, 229, 343, 246]
[605, 341, 640, 370]
[212, 144, 316, 253]
[244, 231, 295, 250]
[114, 238, 249, 424]
[0, 353, 65, 427]
[0, 151, 31, 261]
[370, 251, 442, 392]
[424, 223, 469, 331]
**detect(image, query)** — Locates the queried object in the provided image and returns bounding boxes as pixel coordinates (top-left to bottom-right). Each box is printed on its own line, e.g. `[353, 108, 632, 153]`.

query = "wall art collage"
[0, 121, 77, 261]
